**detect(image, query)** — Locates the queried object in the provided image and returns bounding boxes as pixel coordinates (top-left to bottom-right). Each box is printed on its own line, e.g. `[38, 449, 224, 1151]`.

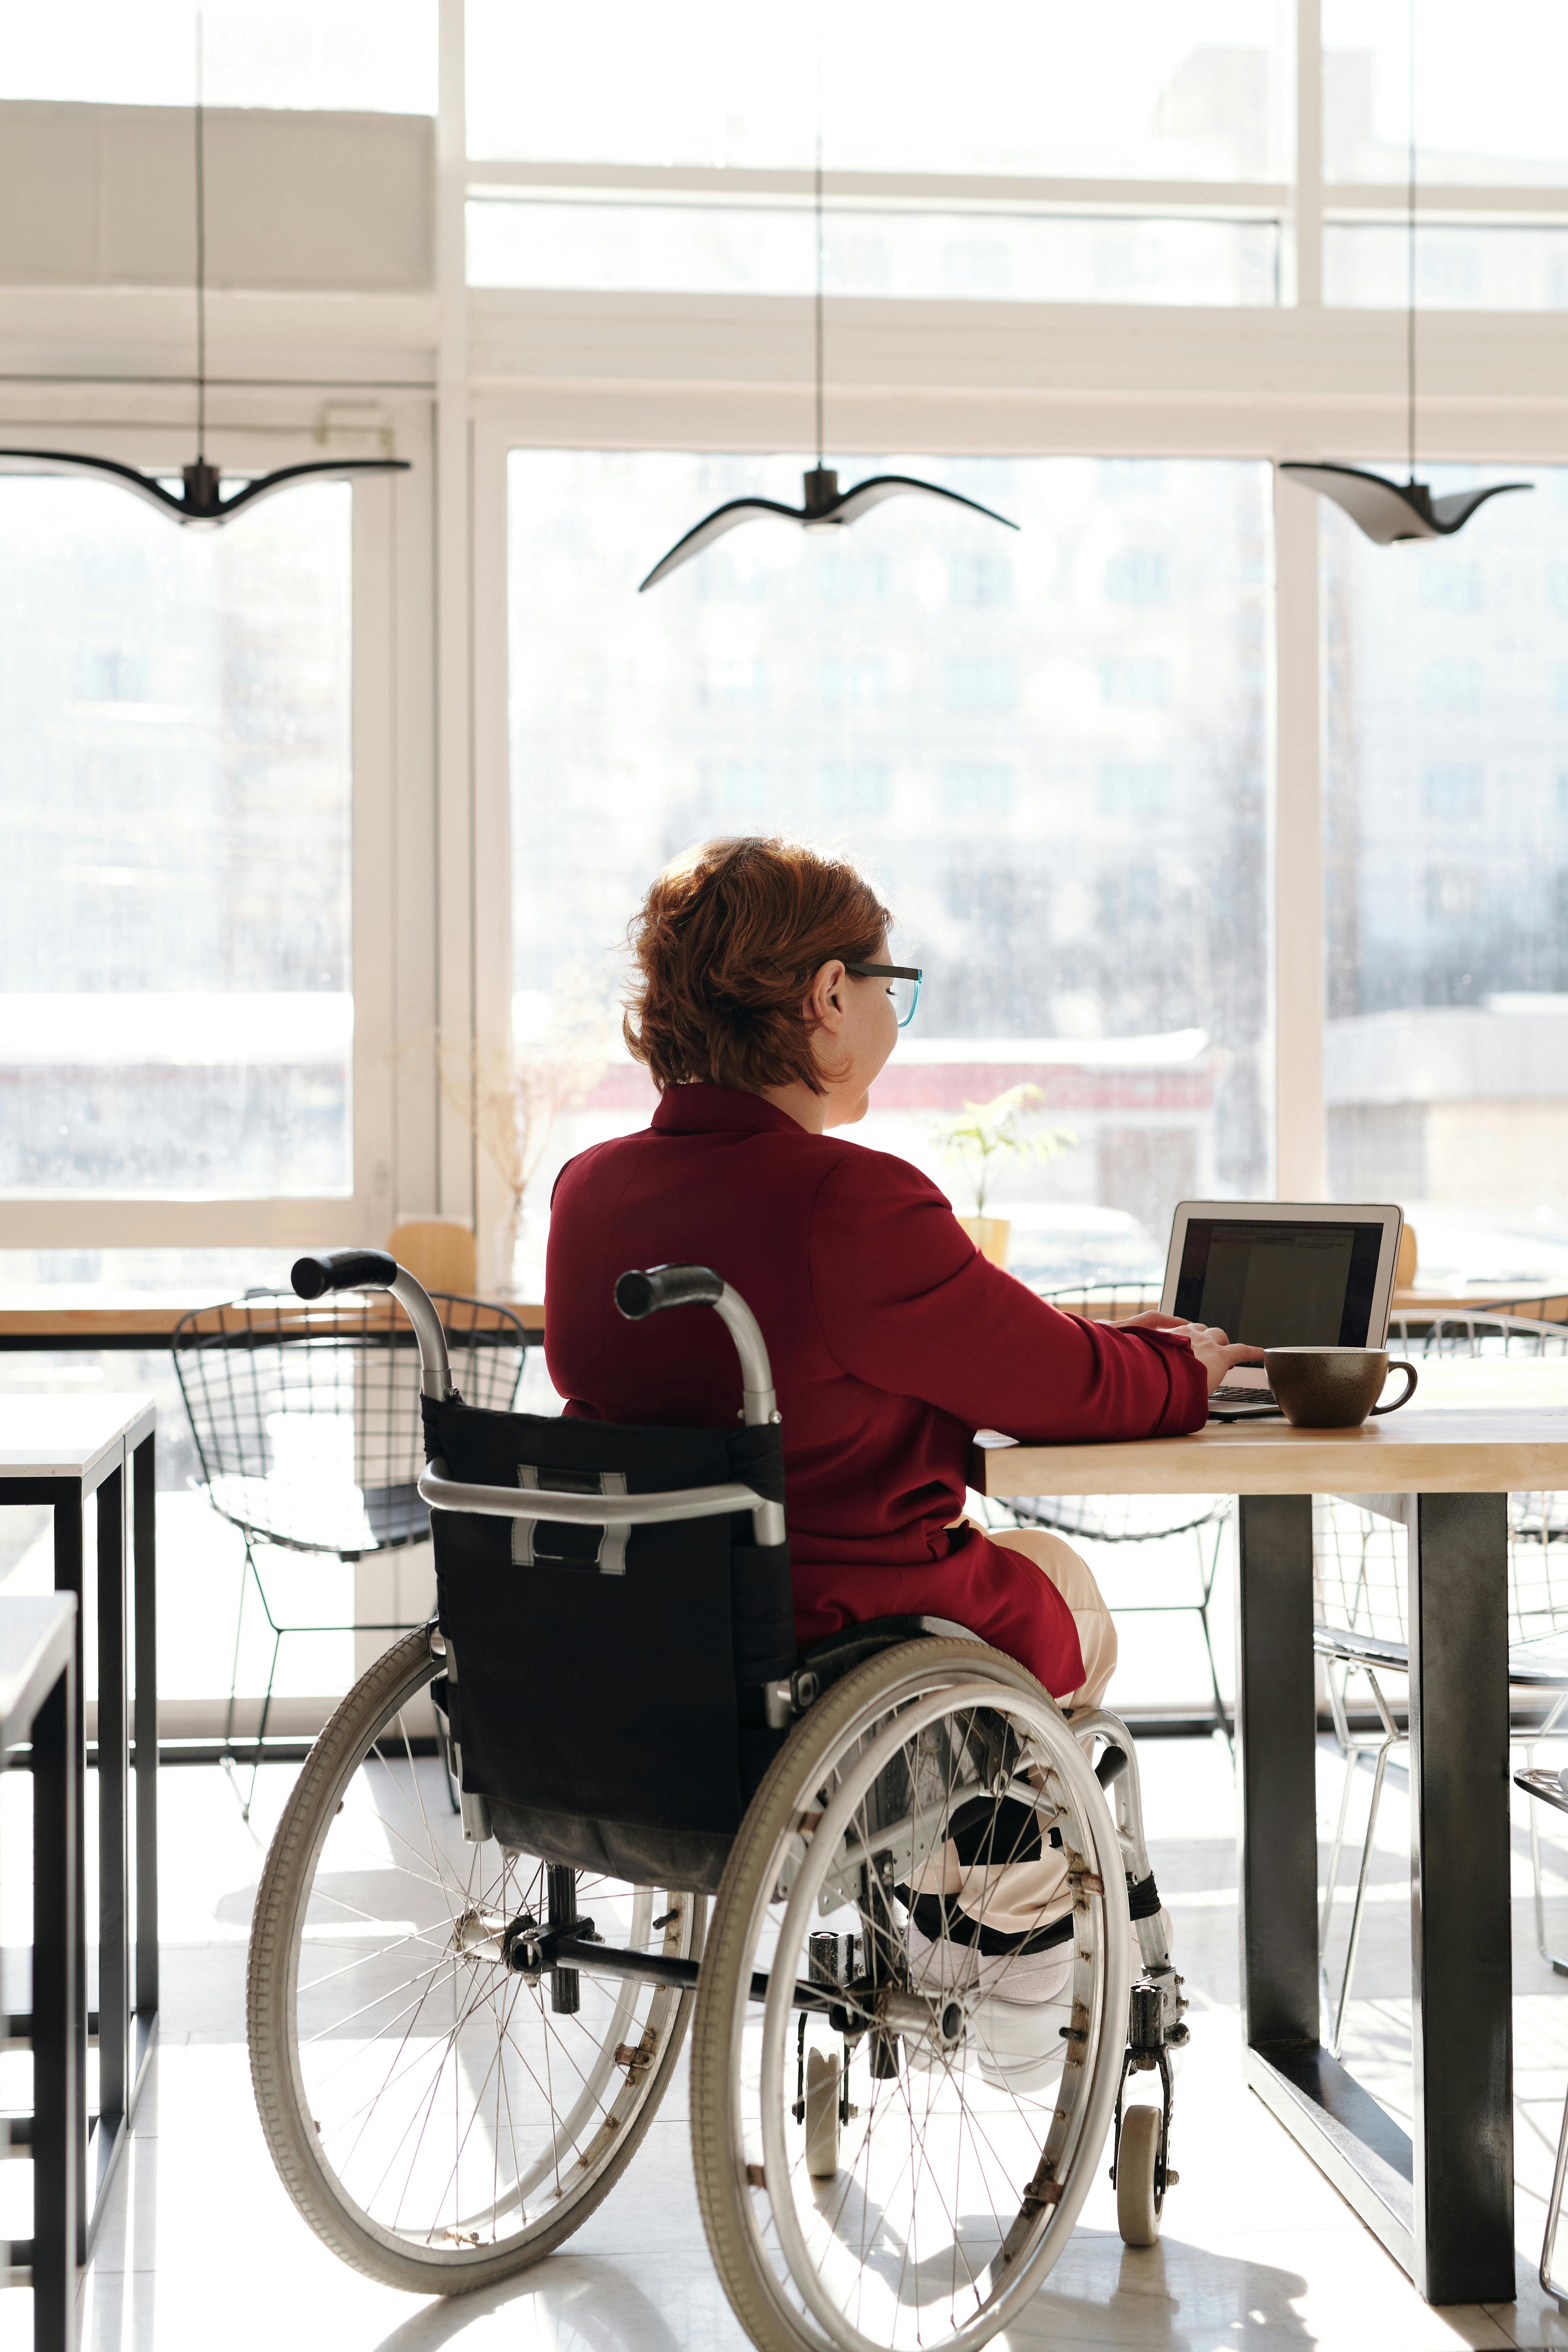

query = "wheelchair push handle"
[290, 1249, 455, 1401]
[615, 1264, 785, 1544]
[615, 1263, 777, 1421]
[614, 1264, 724, 1320]
[291, 1248, 398, 1300]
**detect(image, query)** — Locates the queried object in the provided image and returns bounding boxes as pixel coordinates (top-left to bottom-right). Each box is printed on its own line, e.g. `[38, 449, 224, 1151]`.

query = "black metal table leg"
[48, 1486, 89, 2270]
[132, 1433, 158, 2029]
[1238, 1493, 1417, 2269]
[1237, 1487, 1517, 2304]
[30, 1650, 77, 2352]
[95, 1465, 131, 2207]
[4, 1407, 156, 2337]
[1237, 1494, 1318, 2048]
[1409, 1493, 1514, 2304]
[14, 1427, 159, 2271]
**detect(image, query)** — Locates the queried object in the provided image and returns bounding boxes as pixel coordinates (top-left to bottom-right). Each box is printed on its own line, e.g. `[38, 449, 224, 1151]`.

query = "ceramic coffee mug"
[1262, 1346, 1418, 1431]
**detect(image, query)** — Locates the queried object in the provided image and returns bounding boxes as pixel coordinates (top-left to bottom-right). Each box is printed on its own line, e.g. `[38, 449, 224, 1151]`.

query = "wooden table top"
[1393, 1286, 1568, 1318]
[0, 1288, 546, 1340]
[1, 1278, 1556, 1343]
[0, 1287, 231, 1339]
[979, 1361, 1568, 1499]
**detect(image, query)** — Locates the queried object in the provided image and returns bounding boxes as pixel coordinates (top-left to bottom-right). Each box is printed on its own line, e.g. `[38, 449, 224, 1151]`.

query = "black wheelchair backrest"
[286, 1254, 798, 1890]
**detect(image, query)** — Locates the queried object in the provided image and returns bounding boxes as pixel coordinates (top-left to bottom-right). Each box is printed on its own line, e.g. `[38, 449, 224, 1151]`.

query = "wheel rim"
[275, 1664, 696, 2266]
[737, 1672, 1130, 2352]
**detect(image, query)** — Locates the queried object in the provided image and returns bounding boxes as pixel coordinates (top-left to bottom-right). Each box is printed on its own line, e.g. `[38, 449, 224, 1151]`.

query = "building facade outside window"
[0, 477, 354, 1201]
[1325, 466, 1568, 1289]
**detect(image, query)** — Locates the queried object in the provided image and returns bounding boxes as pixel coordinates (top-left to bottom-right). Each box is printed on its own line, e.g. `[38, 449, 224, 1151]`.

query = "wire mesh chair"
[173, 1289, 527, 1812]
[1015, 1282, 1233, 1731]
[1516, 1760, 1568, 2309]
[1316, 1310, 1568, 2039]
[1399, 1312, 1568, 1578]
[1473, 1291, 1568, 1327]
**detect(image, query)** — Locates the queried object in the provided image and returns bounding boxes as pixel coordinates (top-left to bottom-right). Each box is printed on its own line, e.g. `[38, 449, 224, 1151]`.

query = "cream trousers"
[913, 1523, 1117, 1937]
[984, 1522, 1118, 1715]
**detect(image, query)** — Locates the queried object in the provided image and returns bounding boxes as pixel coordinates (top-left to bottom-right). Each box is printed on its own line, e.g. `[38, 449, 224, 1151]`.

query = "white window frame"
[0, 402, 437, 1252]
[474, 373, 1568, 1241]
[16, 1, 1568, 1267]
[461, 0, 1568, 1234]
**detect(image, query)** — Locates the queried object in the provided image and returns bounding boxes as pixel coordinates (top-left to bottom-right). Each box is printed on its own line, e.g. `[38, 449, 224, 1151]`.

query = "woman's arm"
[809, 1148, 1217, 1441]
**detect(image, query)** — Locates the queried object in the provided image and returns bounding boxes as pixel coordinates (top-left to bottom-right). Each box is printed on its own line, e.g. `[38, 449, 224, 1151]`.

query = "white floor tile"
[51, 1740, 1568, 2352]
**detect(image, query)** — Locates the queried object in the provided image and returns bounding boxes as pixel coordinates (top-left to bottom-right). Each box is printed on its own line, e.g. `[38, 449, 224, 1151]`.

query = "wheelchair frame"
[248, 1244, 1191, 2352]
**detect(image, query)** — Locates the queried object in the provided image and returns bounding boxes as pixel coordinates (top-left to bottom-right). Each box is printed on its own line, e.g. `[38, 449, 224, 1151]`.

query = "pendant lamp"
[0, 16, 409, 524]
[1280, 0, 1528, 543]
[638, 125, 1016, 590]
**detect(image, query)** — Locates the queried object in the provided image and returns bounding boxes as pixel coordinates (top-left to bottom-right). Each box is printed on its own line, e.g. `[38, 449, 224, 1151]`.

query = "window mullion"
[1272, 467, 1326, 1199]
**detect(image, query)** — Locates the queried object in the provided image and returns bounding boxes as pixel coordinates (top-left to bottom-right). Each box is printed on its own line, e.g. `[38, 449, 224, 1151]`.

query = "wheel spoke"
[251, 1640, 696, 2277]
[706, 1665, 1130, 2352]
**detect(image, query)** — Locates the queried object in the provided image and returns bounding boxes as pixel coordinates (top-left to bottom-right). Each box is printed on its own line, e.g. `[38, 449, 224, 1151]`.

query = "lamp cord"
[814, 28, 824, 469]
[195, 8, 207, 464]
[1407, 0, 1416, 483]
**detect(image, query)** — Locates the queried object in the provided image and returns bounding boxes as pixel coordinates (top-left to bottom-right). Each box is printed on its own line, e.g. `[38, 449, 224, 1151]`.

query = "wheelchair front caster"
[1115, 2103, 1164, 2245]
[804, 2047, 841, 2178]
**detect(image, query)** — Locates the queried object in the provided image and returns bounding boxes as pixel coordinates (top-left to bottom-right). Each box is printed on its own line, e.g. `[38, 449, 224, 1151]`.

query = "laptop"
[1160, 1202, 1405, 1423]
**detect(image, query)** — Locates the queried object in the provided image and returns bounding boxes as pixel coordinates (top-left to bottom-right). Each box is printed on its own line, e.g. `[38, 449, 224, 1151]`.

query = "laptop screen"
[1172, 1218, 1387, 1347]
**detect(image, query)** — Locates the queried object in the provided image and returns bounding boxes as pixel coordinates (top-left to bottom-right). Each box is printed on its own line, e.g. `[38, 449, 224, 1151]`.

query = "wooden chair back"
[387, 1219, 478, 1298]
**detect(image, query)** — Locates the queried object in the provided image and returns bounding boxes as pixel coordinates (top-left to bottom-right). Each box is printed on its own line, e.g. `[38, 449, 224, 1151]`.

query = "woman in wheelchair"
[553, 836, 1260, 1681]
[548, 835, 1258, 1943]
[246, 834, 1262, 2352]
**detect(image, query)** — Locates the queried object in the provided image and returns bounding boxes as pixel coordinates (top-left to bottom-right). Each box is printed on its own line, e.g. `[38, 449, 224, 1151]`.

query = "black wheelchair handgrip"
[292, 1248, 399, 1300]
[615, 1264, 725, 1320]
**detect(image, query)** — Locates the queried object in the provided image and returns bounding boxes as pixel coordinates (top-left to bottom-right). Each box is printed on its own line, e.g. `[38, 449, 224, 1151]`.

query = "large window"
[508, 450, 1271, 1291]
[468, 2, 1568, 316]
[0, 0, 436, 110]
[1324, 466, 1568, 1290]
[1324, 0, 1568, 185]
[468, 205, 1279, 305]
[0, 478, 354, 1197]
[467, 1, 1290, 308]
[468, 2, 1290, 178]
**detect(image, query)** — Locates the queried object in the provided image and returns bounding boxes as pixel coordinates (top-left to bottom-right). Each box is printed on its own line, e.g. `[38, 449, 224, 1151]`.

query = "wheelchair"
[246, 1248, 1189, 2352]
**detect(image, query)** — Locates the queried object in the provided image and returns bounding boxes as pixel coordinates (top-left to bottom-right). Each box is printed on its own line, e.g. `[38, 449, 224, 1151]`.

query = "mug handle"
[1371, 1359, 1418, 1415]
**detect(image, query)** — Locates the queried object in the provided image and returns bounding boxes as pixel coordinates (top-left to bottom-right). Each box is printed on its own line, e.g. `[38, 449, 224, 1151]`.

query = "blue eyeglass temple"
[896, 975, 921, 1028]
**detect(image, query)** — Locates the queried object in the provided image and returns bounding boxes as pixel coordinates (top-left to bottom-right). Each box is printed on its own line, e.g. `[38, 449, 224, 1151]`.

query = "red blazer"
[544, 1083, 1208, 1695]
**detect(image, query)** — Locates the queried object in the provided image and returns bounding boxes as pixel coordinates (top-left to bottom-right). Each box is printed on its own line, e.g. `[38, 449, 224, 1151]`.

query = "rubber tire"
[690, 1635, 1123, 2352]
[1116, 2104, 1163, 2248]
[248, 1627, 701, 2294]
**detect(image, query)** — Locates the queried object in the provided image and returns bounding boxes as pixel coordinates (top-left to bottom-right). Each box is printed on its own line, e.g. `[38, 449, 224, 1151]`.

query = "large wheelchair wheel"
[248, 1628, 703, 2293]
[690, 1639, 1131, 2352]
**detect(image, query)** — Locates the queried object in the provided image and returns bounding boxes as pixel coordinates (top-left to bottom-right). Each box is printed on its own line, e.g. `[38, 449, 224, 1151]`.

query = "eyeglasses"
[843, 961, 923, 1028]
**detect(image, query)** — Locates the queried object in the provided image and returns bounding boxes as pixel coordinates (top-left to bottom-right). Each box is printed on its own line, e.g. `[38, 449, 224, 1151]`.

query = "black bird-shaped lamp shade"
[1277, 464, 1532, 544]
[638, 465, 1018, 591]
[0, 449, 410, 526]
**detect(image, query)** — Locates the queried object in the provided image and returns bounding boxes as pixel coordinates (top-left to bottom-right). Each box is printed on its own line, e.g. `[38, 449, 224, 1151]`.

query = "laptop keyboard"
[1210, 1381, 1276, 1404]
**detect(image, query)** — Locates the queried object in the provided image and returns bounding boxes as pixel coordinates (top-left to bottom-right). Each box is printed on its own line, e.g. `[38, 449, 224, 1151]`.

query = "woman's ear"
[807, 958, 848, 1033]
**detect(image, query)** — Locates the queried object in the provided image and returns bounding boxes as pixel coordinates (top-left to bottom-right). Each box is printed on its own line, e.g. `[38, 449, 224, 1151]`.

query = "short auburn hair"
[624, 836, 892, 1096]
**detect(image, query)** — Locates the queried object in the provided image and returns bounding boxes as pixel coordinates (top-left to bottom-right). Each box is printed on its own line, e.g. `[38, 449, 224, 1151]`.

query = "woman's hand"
[1118, 1309, 1268, 1393]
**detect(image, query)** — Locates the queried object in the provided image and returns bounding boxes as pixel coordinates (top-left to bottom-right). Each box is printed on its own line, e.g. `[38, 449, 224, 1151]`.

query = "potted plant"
[931, 1084, 1077, 1269]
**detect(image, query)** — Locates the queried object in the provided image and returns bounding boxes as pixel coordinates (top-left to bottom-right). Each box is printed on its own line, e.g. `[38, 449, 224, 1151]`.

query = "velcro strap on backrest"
[512, 1463, 631, 1574]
